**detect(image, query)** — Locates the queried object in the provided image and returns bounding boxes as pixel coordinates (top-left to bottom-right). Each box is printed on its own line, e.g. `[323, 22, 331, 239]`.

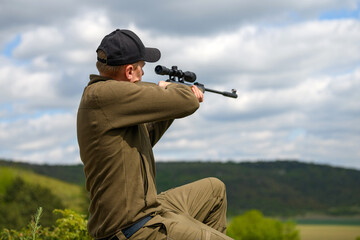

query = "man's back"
[77, 75, 199, 238]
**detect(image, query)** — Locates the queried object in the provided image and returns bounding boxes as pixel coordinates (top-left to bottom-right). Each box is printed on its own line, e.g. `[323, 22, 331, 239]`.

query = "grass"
[297, 225, 360, 240]
[296, 218, 360, 226]
[0, 166, 88, 213]
[0, 167, 15, 194]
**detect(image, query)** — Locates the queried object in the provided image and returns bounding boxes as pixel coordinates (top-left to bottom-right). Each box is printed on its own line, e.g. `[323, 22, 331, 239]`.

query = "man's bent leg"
[120, 211, 233, 240]
[165, 211, 233, 240]
[157, 177, 228, 234]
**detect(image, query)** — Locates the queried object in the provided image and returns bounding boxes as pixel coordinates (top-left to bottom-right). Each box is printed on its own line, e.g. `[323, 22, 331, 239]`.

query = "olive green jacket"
[77, 74, 199, 239]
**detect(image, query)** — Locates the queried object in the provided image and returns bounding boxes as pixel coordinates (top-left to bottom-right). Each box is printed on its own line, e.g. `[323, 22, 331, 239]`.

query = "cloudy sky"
[0, 0, 359, 169]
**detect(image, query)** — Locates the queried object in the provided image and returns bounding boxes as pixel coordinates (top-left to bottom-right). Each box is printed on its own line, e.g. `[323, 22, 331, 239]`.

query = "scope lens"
[155, 65, 162, 73]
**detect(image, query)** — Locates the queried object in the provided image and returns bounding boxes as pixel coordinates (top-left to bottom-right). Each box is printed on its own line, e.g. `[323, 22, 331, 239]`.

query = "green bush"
[1, 207, 301, 240]
[47, 209, 92, 240]
[0, 208, 93, 240]
[227, 210, 299, 240]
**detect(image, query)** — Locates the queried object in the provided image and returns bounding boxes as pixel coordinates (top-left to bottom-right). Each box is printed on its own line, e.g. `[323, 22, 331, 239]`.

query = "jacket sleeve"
[93, 80, 199, 128]
[145, 120, 174, 147]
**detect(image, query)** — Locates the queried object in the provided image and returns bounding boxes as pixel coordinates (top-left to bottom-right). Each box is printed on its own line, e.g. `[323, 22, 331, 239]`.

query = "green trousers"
[116, 177, 233, 240]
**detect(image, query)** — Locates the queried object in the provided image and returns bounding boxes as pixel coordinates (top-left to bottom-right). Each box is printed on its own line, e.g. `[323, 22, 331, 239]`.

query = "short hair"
[96, 50, 124, 76]
[96, 50, 141, 77]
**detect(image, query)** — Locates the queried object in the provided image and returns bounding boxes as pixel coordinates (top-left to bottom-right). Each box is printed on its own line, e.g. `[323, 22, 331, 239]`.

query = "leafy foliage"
[2, 208, 298, 240]
[46, 209, 92, 240]
[227, 210, 299, 240]
[0, 208, 93, 240]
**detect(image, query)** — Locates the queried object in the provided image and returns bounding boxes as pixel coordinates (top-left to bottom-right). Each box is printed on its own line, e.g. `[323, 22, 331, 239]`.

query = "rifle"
[155, 65, 238, 98]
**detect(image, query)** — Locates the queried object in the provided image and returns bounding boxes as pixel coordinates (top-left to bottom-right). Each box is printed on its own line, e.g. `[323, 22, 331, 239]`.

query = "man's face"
[130, 61, 145, 83]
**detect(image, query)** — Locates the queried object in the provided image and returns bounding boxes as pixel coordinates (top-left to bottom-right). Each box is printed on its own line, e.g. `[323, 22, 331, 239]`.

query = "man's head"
[96, 29, 161, 82]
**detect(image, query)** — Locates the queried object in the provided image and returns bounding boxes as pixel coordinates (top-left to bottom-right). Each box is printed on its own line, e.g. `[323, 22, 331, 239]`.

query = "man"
[77, 29, 232, 240]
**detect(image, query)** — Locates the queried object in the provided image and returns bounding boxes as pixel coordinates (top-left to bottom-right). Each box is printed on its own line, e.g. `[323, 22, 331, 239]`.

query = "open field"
[297, 225, 360, 240]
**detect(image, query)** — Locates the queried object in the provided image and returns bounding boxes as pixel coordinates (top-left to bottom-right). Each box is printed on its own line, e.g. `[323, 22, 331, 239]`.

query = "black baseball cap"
[96, 29, 161, 66]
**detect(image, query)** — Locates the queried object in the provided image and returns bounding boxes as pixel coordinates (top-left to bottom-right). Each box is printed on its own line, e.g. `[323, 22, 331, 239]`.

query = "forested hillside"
[0, 166, 88, 230]
[1, 159, 359, 217]
[156, 161, 360, 216]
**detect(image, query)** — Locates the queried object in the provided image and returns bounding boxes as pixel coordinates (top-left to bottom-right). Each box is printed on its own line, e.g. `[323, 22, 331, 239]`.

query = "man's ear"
[125, 64, 133, 81]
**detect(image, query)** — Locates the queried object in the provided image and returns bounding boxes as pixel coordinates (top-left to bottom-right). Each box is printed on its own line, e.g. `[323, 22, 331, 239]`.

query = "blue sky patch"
[319, 5, 360, 20]
[288, 128, 307, 141]
[2, 34, 21, 57]
[1, 102, 71, 124]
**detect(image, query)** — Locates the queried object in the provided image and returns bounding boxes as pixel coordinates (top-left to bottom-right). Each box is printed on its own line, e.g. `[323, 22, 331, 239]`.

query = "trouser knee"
[208, 177, 226, 198]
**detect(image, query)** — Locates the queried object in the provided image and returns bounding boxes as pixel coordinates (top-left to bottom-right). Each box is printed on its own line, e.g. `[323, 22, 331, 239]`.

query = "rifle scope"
[155, 65, 238, 98]
[155, 65, 196, 83]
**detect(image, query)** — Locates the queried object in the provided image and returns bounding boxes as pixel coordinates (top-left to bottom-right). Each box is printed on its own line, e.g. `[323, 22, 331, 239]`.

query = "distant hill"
[0, 160, 86, 186]
[156, 161, 360, 216]
[0, 165, 87, 213]
[1, 159, 359, 217]
[0, 165, 88, 229]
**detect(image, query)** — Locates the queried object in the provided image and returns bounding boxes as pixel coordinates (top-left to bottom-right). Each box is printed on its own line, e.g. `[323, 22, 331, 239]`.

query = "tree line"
[1, 159, 360, 217]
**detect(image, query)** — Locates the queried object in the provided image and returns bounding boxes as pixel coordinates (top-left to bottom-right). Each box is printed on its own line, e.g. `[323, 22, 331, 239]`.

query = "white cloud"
[13, 27, 64, 59]
[0, 64, 57, 103]
[0, 113, 78, 164]
[0, 1, 359, 169]
[146, 18, 360, 101]
[63, 49, 94, 64]
[67, 11, 113, 45]
[154, 62, 360, 168]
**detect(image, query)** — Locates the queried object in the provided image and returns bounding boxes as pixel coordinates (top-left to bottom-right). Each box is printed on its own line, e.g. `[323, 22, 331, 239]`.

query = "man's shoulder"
[136, 81, 158, 88]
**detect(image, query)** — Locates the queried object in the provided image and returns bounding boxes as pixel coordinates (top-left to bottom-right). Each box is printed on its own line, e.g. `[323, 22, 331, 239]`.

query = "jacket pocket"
[139, 153, 149, 207]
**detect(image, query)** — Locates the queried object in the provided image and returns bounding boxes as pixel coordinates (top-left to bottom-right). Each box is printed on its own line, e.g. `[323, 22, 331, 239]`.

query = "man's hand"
[191, 85, 204, 103]
[158, 81, 172, 88]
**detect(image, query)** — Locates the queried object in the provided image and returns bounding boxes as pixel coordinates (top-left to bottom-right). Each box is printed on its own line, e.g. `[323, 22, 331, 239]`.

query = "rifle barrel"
[205, 88, 238, 98]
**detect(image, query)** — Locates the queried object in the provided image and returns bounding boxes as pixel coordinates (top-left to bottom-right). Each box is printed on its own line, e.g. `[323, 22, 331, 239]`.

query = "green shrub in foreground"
[3, 207, 301, 240]
[227, 209, 299, 240]
[0, 208, 93, 240]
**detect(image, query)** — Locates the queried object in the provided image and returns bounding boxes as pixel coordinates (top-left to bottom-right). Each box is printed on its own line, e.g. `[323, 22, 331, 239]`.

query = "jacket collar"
[88, 74, 113, 86]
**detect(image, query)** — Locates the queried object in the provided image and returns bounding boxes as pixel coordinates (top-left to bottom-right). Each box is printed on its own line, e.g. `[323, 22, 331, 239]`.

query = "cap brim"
[144, 47, 161, 63]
